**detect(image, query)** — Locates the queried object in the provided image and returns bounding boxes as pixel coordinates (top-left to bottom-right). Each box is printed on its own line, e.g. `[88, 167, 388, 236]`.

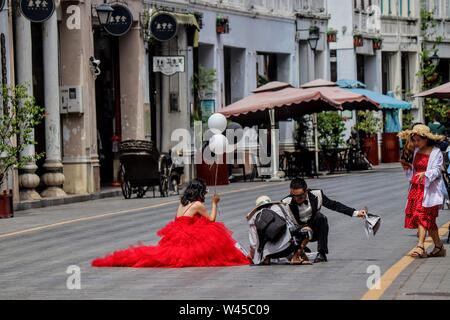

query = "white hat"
[255, 195, 272, 207]
[246, 195, 276, 220]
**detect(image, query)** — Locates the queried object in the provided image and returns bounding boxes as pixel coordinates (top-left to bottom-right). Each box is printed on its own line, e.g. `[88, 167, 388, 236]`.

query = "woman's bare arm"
[193, 194, 220, 222]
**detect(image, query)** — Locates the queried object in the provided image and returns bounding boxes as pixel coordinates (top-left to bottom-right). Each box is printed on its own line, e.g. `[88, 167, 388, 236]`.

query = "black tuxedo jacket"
[282, 189, 355, 225]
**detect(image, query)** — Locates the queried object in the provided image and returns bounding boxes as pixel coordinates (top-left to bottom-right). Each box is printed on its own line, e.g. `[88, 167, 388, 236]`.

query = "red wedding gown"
[404, 152, 440, 231]
[91, 215, 250, 268]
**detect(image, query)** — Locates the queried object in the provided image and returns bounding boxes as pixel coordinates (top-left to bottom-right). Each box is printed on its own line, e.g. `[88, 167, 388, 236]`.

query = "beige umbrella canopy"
[300, 79, 380, 111]
[218, 80, 379, 180]
[220, 80, 378, 126]
[414, 82, 450, 99]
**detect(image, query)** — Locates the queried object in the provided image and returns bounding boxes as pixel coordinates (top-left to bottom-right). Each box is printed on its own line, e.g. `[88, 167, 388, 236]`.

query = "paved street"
[0, 166, 449, 300]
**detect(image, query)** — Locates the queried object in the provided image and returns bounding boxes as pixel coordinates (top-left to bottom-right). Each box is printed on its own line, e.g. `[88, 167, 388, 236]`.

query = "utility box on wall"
[60, 86, 83, 114]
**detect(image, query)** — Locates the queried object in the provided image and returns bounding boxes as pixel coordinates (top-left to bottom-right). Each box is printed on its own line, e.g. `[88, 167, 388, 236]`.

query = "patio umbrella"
[300, 79, 381, 171]
[414, 82, 450, 99]
[336, 79, 411, 133]
[218, 81, 379, 180]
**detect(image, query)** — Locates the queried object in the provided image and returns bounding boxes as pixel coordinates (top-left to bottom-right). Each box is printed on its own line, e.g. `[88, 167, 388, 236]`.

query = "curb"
[14, 189, 123, 212]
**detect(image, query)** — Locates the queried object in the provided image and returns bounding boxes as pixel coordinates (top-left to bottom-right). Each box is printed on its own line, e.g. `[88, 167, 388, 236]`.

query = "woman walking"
[399, 124, 447, 258]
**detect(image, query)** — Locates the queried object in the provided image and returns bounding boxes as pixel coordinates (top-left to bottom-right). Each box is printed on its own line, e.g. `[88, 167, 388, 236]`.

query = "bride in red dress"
[91, 179, 250, 268]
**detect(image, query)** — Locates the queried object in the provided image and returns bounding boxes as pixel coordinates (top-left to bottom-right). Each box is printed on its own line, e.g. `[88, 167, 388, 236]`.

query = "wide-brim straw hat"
[398, 124, 445, 141]
[246, 195, 279, 220]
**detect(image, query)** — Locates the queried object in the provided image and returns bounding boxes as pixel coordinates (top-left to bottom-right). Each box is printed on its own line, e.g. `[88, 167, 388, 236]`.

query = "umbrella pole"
[267, 109, 282, 181]
[314, 113, 319, 176]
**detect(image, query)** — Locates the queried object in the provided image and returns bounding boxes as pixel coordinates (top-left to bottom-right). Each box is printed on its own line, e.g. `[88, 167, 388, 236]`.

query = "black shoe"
[314, 252, 327, 263]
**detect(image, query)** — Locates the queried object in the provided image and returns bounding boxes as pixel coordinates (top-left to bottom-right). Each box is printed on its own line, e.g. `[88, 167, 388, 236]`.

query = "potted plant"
[354, 111, 381, 165]
[353, 32, 364, 47]
[309, 25, 320, 38]
[372, 36, 383, 50]
[216, 16, 229, 34]
[317, 112, 346, 173]
[0, 84, 45, 218]
[326, 28, 337, 42]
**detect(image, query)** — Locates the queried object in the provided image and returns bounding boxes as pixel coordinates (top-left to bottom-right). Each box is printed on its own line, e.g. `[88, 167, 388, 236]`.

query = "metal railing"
[188, 0, 327, 16]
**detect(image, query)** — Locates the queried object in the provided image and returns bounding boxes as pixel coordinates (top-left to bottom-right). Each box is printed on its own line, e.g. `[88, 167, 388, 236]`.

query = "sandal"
[409, 246, 427, 258]
[290, 251, 312, 265]
[290, 257, 312, 265]
[428, 245, 447, 258]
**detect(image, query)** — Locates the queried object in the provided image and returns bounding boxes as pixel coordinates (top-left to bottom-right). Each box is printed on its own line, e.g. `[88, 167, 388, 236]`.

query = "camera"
[89, 56, 101, 78]
[89, 56, 101, 67]
[289, 226, 313, 248]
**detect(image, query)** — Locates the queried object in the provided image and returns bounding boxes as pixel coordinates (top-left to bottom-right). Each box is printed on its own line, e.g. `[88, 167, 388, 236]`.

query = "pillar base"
[40, 186, 67, 198]
[20, 189, 42, 201]
[41, 164, 67, 198]
[265, 171, 286, 182]
[19, 168, 41, 201]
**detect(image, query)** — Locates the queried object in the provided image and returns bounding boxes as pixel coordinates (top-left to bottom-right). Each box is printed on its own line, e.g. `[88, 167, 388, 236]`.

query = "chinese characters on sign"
[20, 0, 55, 23]
[104, 4, 133, 37]
[153, 56, 185, 76]
[150, 13, 178, 42]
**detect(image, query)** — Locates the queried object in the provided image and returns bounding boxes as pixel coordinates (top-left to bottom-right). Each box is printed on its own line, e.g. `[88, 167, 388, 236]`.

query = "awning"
[414, 81, 450, 99]
[336, 79, 411, 110]
[172, 12, 200, 47]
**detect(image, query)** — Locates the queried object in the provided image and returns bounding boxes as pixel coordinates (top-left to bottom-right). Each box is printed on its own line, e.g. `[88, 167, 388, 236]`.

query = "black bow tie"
[300, 200, 309, 206]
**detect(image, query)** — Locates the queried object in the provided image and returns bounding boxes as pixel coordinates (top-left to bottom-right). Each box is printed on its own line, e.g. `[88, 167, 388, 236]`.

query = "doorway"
[93, 30, 121, 186]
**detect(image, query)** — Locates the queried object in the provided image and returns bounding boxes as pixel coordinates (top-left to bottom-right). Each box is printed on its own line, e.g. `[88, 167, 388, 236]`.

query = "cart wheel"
[120, 167, 132, 199]
[121, 180, 132, 199]
[137, 187, 145, 198]
[160, 176, 169, 197]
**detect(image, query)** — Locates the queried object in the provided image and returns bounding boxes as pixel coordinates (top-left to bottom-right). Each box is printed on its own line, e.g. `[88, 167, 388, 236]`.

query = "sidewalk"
[381, 222, 450, 300]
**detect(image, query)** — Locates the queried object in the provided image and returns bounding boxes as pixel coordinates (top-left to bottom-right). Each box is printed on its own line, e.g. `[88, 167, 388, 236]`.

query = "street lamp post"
[430, 52, 440, 67]
[95, 1, 114, 26]
[307, 30, 320, 51]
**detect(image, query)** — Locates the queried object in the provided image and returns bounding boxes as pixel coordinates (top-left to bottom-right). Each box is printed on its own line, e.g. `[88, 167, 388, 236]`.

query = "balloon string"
[215, 162, 220, 215]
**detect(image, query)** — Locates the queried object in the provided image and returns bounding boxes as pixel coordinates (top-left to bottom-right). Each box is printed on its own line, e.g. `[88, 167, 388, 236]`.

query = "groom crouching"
[282, 178, 367, 263]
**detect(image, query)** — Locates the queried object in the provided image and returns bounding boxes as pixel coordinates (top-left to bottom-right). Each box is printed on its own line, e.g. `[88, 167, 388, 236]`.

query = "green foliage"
[192, 65, 217, 100]
[317, 112, 345, 150]
[257, 74, 269, 87]
[354, 111, 381, 136]
[293, 116, 310, 149]
[0, 84, 45, 188]
[192, 66, 217, 122]
[402, 111, 414, 131]
[326, 27, 337, 35]
[417, 9, 446, 123]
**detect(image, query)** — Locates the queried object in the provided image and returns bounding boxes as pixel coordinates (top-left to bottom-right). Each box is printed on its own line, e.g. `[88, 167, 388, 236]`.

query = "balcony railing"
[381, 18, 419, 36]
[189, 0, 327, 16]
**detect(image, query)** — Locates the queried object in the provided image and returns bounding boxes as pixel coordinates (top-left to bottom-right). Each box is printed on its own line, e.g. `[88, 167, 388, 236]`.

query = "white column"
[15, 13, 41, 200]
[41, 14, 66, 198]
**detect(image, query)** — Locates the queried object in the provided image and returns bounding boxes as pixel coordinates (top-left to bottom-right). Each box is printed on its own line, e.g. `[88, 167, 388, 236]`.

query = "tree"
[317, 111, 346, 150]
[0, 84, 45, 190]
[417, 9, 447, 123]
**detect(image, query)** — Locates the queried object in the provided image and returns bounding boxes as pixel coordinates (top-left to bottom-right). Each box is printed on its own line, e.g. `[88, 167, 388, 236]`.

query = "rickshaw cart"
[119, 140, 170, 199]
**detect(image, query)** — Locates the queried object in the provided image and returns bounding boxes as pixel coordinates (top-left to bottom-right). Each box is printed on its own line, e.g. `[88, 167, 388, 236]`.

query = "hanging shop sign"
[150, 13, 178, 42]
[104, 4, 133, 37]
[1, 0, 6, 12]
[20, 0, 55, 23]
[153, 56, 185, 76]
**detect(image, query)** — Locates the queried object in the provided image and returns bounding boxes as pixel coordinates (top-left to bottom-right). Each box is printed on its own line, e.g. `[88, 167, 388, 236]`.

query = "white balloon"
[209, 134, 229, 155]
[208, 113, 227, 133]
